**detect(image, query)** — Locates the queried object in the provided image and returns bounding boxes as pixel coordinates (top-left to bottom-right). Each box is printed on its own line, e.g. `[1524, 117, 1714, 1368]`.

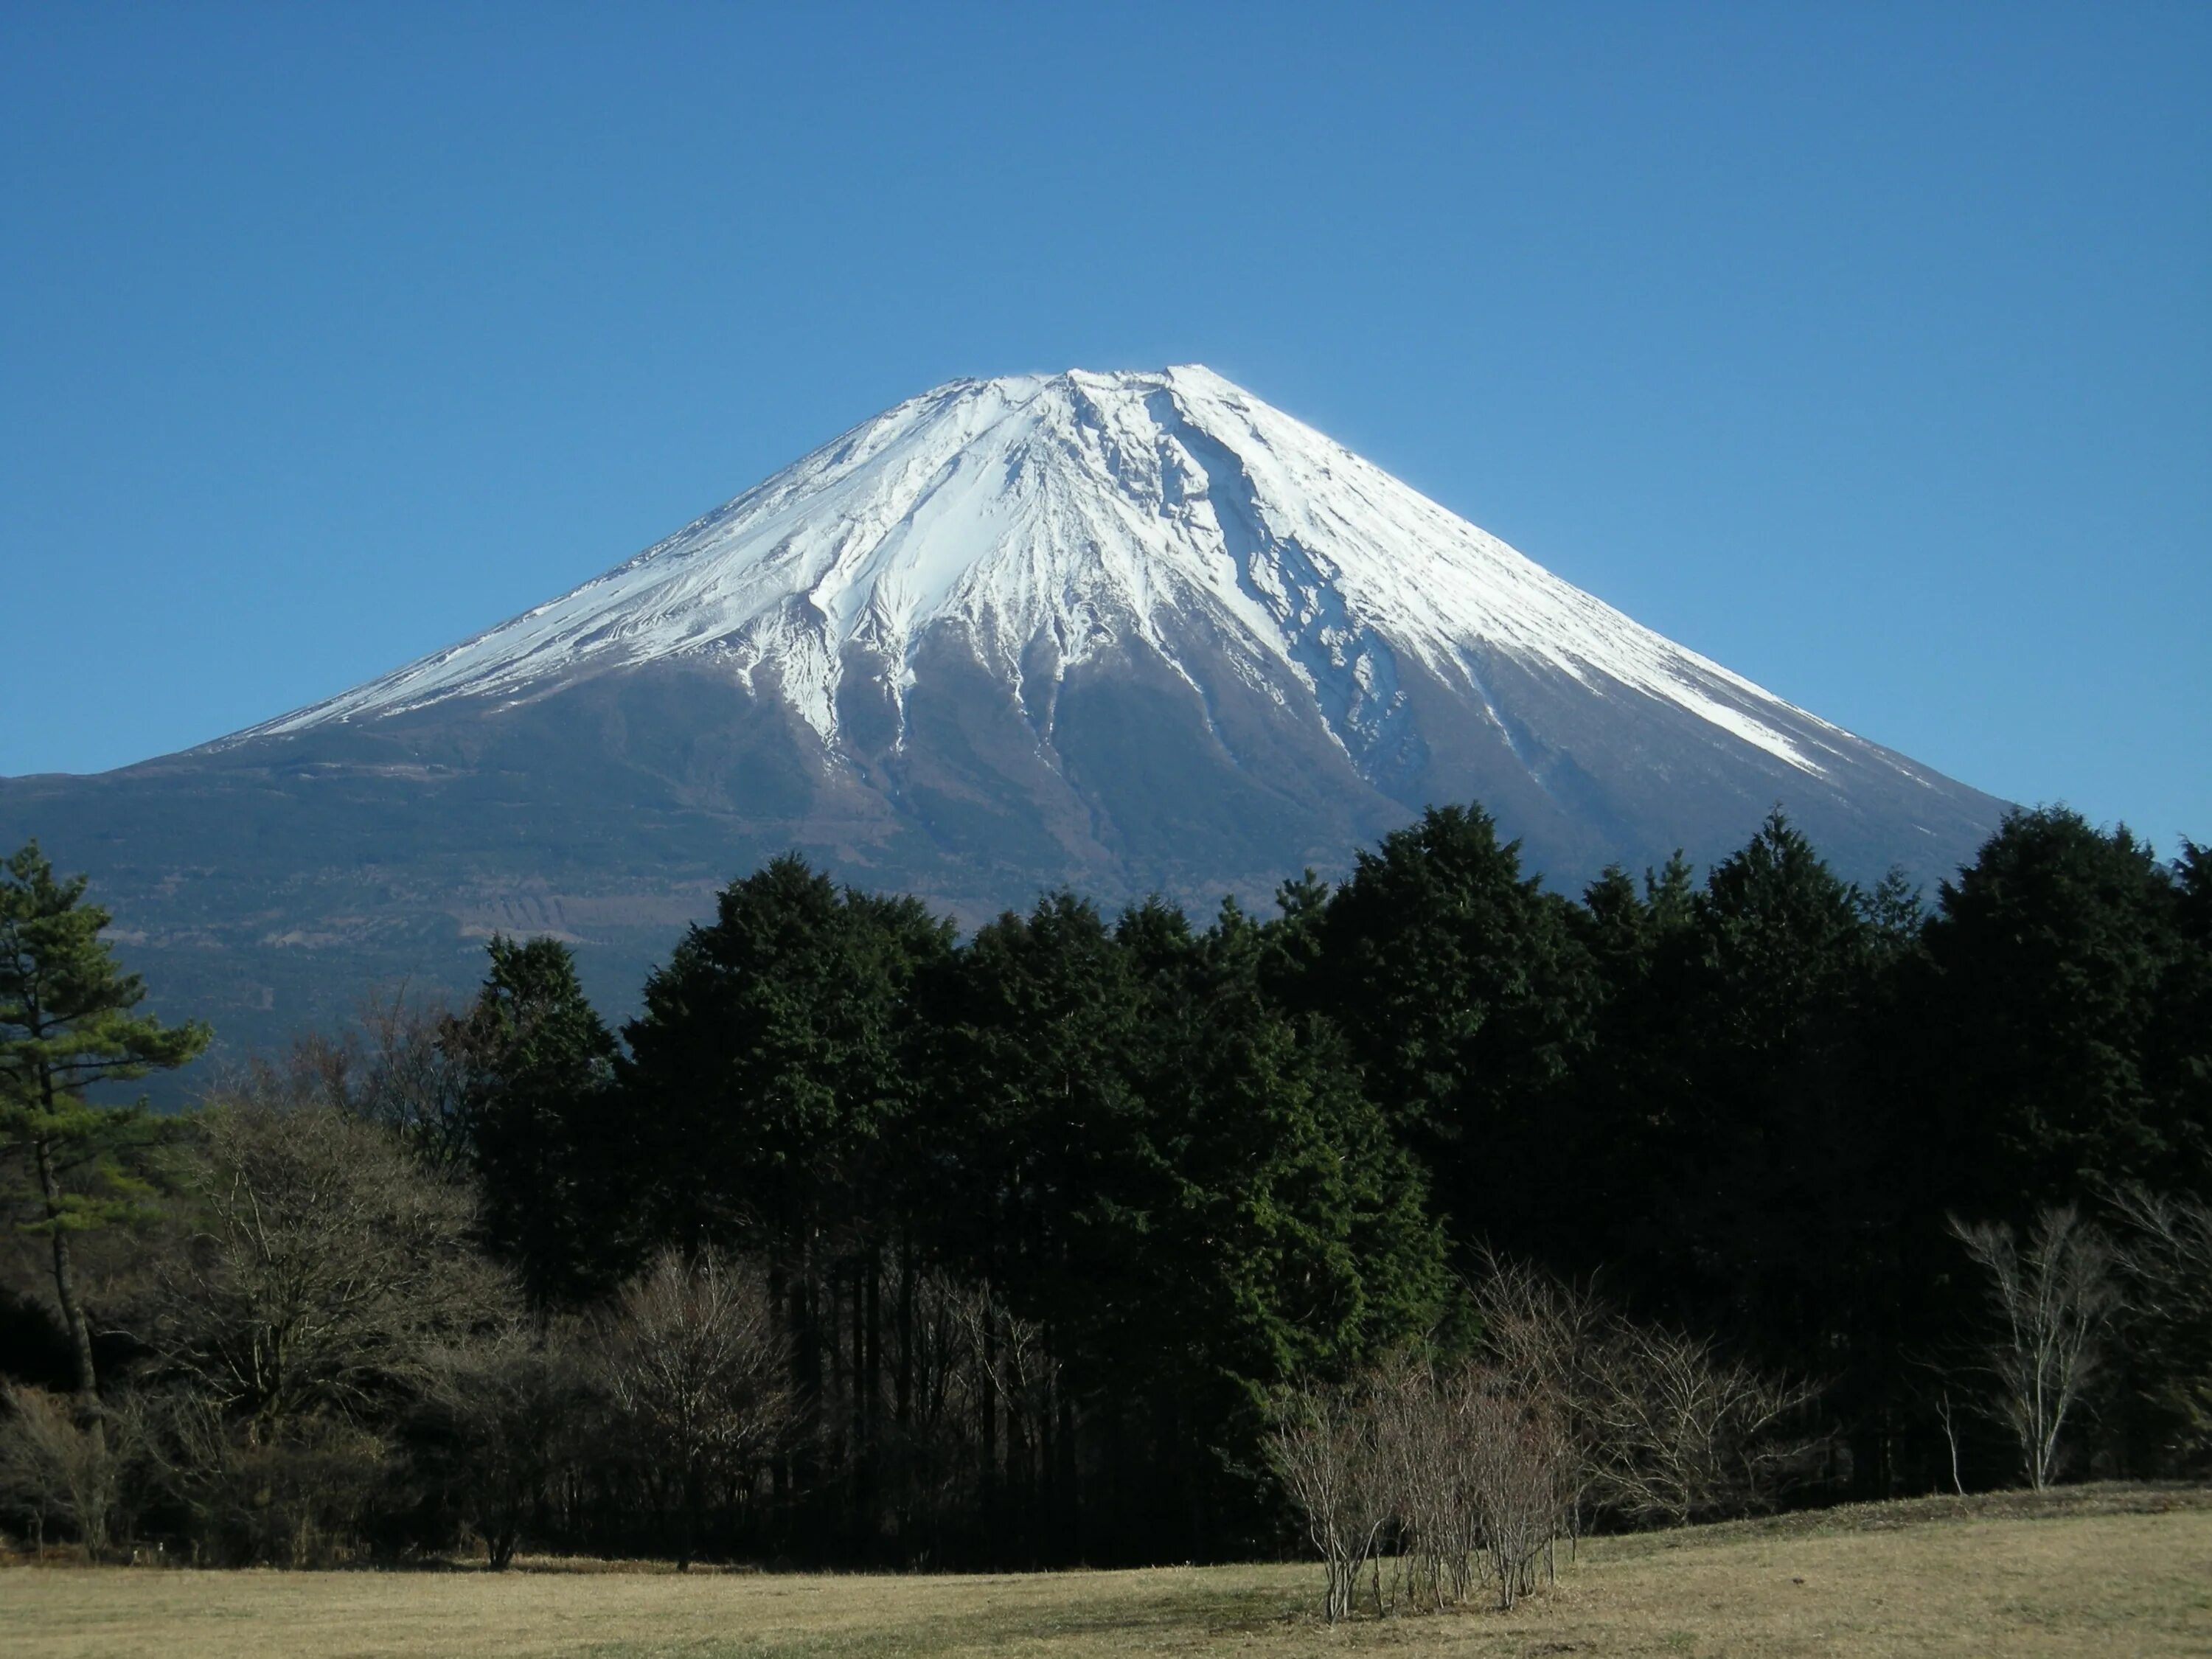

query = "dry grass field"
[5, 1487, 2208, 1659]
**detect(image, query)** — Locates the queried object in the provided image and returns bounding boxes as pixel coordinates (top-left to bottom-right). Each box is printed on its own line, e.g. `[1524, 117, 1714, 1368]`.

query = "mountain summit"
[257, 366, 1857, 787]
[4, 367, 2003, 1056]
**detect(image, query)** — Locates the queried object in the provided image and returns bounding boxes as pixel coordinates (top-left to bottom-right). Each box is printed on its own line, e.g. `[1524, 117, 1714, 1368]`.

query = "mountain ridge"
[234, 366, 1855, 785]
[2, 366, 2007, 1072]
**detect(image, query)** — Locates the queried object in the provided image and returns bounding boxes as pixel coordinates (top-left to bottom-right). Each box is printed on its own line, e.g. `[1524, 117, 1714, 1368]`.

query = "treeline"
[1, 804, 2208, 1571]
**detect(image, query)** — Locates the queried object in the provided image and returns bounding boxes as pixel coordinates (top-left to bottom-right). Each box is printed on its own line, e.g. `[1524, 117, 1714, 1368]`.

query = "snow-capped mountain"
[1, 367, 2005, 1068]
[251, 366, 1848, 785]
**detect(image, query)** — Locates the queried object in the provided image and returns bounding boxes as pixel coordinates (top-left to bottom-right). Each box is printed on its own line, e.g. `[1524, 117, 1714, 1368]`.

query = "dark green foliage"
[1277, 805, 1599, 1255]
[448, 936, 622, 1306]
[1637, 811, 1879, 1292]
[922, 890, 1153, 1321]
[1130, 902, 1445, 1387]
[2146, 841, 2212, 1186]
[1912, 808, 2198, 1213]
[908, 891, 1445, 1558]
[622, 855, 954, 1248]
[0, 841, 209, 1405]
[10, 794, 2208, 1568]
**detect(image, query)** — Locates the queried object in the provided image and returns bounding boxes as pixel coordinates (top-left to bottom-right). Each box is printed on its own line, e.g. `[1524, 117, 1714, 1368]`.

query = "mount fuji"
[2, 366, 2005, 1060]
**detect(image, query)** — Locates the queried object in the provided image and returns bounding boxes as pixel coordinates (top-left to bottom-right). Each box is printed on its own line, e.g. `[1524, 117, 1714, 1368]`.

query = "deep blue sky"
[4, 4, 2206, 853]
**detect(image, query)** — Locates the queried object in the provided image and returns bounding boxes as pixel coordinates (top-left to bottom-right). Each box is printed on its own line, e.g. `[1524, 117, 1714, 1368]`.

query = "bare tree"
[1469, 1251, 1817, 1531]
[1933, 1389, 1967, 1495]
[153, 1102, 509, 1441]
[1265, 1377, 1392, 1623]
[1368, 1351, 1466, 1612]
[1950, 1206, 2121, 1491]
[228, 987, 475, 1174]
[0, 1384, 137, 1557]
[413, 1319, 595, 1569]
[1291, 1350, 1575, 1620]
[1467, 1253, 1611, 1548]
[2105, 1186, 2211, 1468]
[1583, 1319, 1820, 1526]
[142, 1384, 391, 1568]
[945, 1279, 1062, 1537]
[602, 1246, 790, 1569]
[1457, 1374, 1564, 1610]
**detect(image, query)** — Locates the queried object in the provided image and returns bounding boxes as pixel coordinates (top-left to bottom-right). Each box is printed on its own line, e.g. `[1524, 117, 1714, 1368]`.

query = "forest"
[1, 803, 2208, 1578]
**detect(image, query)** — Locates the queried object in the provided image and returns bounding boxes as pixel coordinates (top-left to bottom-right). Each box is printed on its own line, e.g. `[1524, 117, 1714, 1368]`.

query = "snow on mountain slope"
[244, 366, 1849, 782]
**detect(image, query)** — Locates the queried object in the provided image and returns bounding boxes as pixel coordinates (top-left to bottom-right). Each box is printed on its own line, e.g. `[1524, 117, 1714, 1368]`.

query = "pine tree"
[1142, 902, 1446, 1385]
[925, 891, 1153, 1330]
[1287, 803, 1597, 1258]
[1116, 899, 1447, 1553]
[1651, 810, 1879, 1334]
[1913, 807, 2187, 1213]
[450, 934, 621, 1307]
[2146, 841, 2212, 1194]
[622, 856, 953, 1249]
[0, 841, 209, 1415]
[620, 855, 953, 1551]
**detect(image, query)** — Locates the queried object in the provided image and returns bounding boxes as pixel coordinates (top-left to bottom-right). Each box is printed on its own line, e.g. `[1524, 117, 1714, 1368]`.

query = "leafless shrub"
[142, 1385, 391, 1567]
[602, 1246, 791, 1569]
[1467, 1253, 1818, 1531]
[1265, 1376, 1393, 1622]
[227, 986, 475, 1173]
[0, 1385, 138, 1557]
[1583, 1318, 1820, 1526]
[1457, 1372, 1565, 1610]
[1950, 1206, 2121, 1490]
[1272, 1259, 1818, 1624]
[1281, 1352, 1576, 1621]
[152, 1101, 511, 1441]
[2107, 1186, 2212, 1468]
[1369, 1351, 1469, 1611]
[1466, 1253, 1612, 1545]
[413, 1320, 597, 1569]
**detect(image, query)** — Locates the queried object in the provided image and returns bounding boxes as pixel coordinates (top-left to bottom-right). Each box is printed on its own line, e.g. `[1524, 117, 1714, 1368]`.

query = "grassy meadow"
[5, 1486, 2208, 1659]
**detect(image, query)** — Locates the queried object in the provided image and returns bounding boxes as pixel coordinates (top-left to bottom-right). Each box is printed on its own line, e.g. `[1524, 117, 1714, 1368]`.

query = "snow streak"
[244, 366, 1840, 777]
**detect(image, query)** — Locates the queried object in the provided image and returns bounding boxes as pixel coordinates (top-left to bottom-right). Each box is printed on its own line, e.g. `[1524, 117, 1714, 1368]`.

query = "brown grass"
[6, 1486, 2208, 1658]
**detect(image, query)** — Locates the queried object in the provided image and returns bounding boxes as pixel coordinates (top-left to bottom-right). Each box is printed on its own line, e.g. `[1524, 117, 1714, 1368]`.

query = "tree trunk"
[894, 1238, 914, 1432]
[32, 1130, 105, 1446]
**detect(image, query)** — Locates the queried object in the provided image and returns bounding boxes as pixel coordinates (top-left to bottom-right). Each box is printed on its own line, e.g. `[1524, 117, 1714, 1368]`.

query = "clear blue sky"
[4, 3, 2206, 852]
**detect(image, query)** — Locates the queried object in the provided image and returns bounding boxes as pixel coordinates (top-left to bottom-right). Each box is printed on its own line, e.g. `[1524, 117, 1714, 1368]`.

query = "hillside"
[9, 1486, 2205, 1658]
[0, 368, 2006, 1068]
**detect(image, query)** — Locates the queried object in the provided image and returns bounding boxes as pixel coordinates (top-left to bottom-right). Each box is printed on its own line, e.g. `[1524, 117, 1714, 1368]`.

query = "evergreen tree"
[1642, 811, 1879, 1333]
[622, 855, 953, 1250]
[2145, 841, 2212, 1191]
[923, 891, 1154, 1340]
[1912, 807, 2189, 1214]
[0, 841, 209, 1413]
[1139, 902, 1447, 1385]
[1110, 899, 1447, 1553]
[449, 934, 622, 1307]
[1571, 852, 1696, 997]
[918, 891, 1156, 1557]
[1286, 804, 1597, 1257]
[1554, 854, 1700, 1279]
[620, 855, 953, 1552]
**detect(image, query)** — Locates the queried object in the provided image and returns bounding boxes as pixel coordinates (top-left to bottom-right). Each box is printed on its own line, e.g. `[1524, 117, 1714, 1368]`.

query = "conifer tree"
[0, 841, 209, 1414]
[1652, 811, 1877, 1332]
[621, 854, 953, 1548]
[622, 856, 953, 1248]
[1914, 807, 2187, 1212]
[2147, 841, 2212, 1192]
[1140, 901, 1446, 1388]
[925, 891, 1153, 1330]
[1287, 804, 1597, 1257]
[451, 934, 622, 1307]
